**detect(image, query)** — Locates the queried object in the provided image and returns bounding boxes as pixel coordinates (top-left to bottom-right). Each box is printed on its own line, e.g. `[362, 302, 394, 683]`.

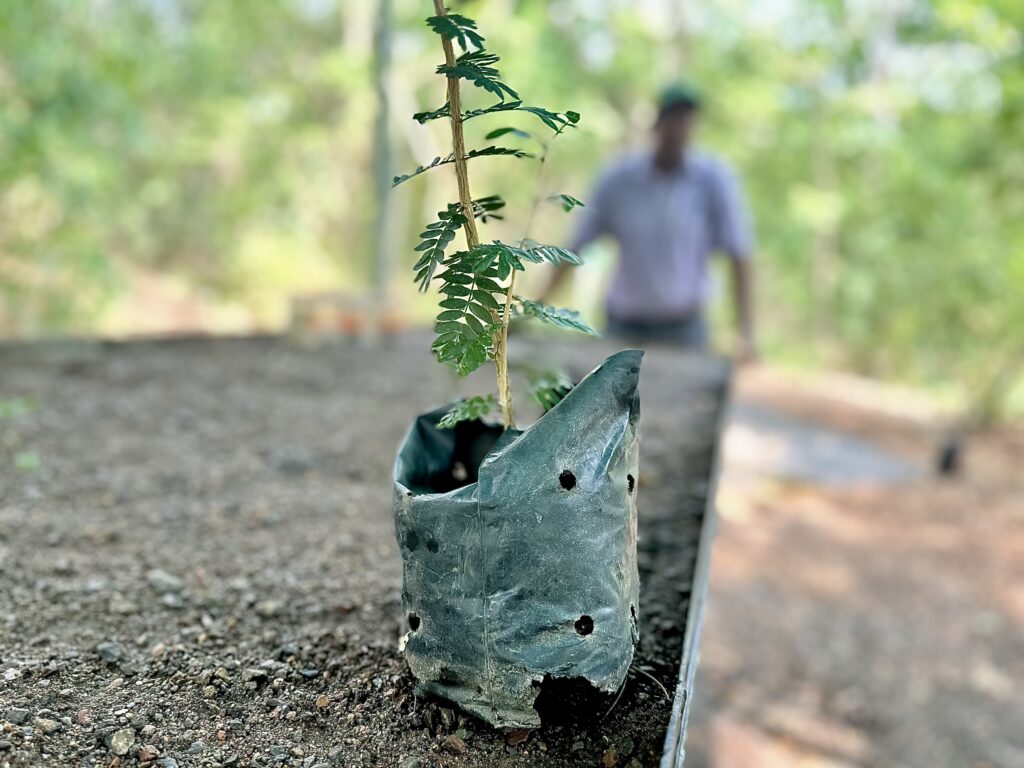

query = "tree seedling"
[394, 3, 596, 430]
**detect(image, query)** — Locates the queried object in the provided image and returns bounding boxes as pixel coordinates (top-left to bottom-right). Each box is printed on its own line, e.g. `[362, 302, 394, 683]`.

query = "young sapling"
[393, 2, 596, 430]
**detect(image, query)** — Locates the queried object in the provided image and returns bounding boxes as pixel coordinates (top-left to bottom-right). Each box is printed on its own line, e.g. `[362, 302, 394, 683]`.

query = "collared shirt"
[571, 149, 753, 322]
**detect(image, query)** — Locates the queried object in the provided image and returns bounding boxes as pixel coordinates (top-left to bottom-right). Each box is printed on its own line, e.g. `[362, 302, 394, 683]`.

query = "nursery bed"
[0, 334, 728, 767]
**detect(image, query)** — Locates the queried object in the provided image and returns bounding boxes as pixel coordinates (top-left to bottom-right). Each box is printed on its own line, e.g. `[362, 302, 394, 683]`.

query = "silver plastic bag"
[393, 350, 643, 727]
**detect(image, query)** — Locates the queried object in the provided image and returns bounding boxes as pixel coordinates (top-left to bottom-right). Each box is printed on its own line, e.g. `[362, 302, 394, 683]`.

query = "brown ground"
[3, 336, 1021, 768]
[0, 335, 726, 768]
[686, 369, 1024, 768]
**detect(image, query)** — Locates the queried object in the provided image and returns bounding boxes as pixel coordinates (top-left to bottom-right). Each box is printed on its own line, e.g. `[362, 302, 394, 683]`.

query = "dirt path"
[685, 372, 1024, 768]
[0, 335, 727, 768]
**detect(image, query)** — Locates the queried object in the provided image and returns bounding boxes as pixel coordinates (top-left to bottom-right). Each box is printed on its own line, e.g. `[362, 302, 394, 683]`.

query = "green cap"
[657, 82, 702, 116]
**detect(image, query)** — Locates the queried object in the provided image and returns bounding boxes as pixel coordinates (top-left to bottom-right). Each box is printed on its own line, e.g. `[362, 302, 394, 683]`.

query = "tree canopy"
[0, 0, 1021, 415]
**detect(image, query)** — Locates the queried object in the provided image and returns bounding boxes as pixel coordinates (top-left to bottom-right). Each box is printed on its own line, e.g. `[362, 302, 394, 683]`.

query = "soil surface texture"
[688, 368, 1024, 768]
[0, 335, 727, 768]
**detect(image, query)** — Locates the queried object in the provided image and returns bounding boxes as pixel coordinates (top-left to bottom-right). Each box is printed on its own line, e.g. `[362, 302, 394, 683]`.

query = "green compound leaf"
[413, 100, 581, 133]
[431, 253, 506, 376]
[548, 193, 586, 212]
[412, 102, 451, 124]
[425, 14, 485, 52]
[392, 155, 449, 187]
[393, 146, 533, 187]
[413, 204, 467, 292]
[471, 195, 506, 222]
[466, 102, 580, 131]
[485, 126, 531, 141]
[463, 149, 531, 165]
[438, 394, 497, 429]
[522, 242, 583, 265]
[437, 51, 519, 102]
[474, 242, 512, 272]
[527, 369, 574, 412]
[473, 275, 502, 293]
[474, 289, 501, 310]
[514, 297, 599, 336]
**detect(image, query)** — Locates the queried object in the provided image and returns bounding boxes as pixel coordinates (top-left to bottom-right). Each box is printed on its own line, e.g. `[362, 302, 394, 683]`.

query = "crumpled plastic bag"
[393, 349, 643, 727]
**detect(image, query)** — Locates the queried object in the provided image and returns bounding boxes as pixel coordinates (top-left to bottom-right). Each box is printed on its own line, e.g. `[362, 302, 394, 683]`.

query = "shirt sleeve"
[569, 167, 615, 254]
[709, 161, 754, 260]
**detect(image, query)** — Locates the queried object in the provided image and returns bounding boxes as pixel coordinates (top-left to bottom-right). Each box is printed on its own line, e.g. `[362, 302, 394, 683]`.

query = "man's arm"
[730, 256, 757, 364]
[711, 161, 758, 363]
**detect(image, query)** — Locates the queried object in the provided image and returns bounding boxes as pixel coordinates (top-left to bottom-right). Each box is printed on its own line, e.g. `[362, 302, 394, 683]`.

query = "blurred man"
[541, 83, 757, 360]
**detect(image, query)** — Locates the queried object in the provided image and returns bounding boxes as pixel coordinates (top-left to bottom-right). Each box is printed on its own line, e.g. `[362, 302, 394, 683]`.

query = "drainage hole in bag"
[559, 470, 577, 490]
[627, 474, 636, 493]
[408, 613, 421, 632]
[574, 615, 594, 636]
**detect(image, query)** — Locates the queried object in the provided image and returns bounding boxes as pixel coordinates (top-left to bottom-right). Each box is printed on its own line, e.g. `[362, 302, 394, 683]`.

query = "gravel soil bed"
[0, 335, 727, 768]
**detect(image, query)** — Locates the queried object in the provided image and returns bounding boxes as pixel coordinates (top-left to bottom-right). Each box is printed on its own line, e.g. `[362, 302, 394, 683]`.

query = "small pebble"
[442, 734, 467, 755]
[36, 717, 61, 734]
[109, 727, 135, 756]
[96, 641, 123, 663]
[506, 728, 531, 746]
[138, 744, 159, 763]
[146, 569, 184, 594]
[257, 600, 284, 618]
[5, 708, 30, 725]
[109, 594, 138, 615]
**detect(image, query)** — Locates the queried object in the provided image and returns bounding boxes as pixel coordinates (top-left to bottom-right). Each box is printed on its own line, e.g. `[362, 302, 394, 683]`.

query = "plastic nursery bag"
[393, 350, 643, 728]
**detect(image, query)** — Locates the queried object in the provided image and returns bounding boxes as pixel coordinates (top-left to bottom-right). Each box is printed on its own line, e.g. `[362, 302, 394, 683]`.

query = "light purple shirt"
[572, 149, 753, 322]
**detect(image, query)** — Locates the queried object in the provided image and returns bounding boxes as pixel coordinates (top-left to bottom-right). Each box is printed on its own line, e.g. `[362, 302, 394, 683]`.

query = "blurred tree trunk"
[665, 0, 687, 75]
[370, 0, 394, 305]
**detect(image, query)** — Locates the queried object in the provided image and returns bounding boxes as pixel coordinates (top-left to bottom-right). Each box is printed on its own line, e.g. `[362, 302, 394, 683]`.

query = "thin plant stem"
[432, 0, 513, 429]
[495, 126, 567, 428]
[497, 127, 565, 398]
[432, 0, 478, 250]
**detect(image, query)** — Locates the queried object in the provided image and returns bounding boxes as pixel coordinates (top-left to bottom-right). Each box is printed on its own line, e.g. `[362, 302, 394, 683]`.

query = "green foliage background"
[0, 0, 1021, 415]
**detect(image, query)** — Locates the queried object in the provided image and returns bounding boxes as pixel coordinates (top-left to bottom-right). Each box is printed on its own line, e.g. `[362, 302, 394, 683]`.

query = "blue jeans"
[606, 314, 708, 350]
